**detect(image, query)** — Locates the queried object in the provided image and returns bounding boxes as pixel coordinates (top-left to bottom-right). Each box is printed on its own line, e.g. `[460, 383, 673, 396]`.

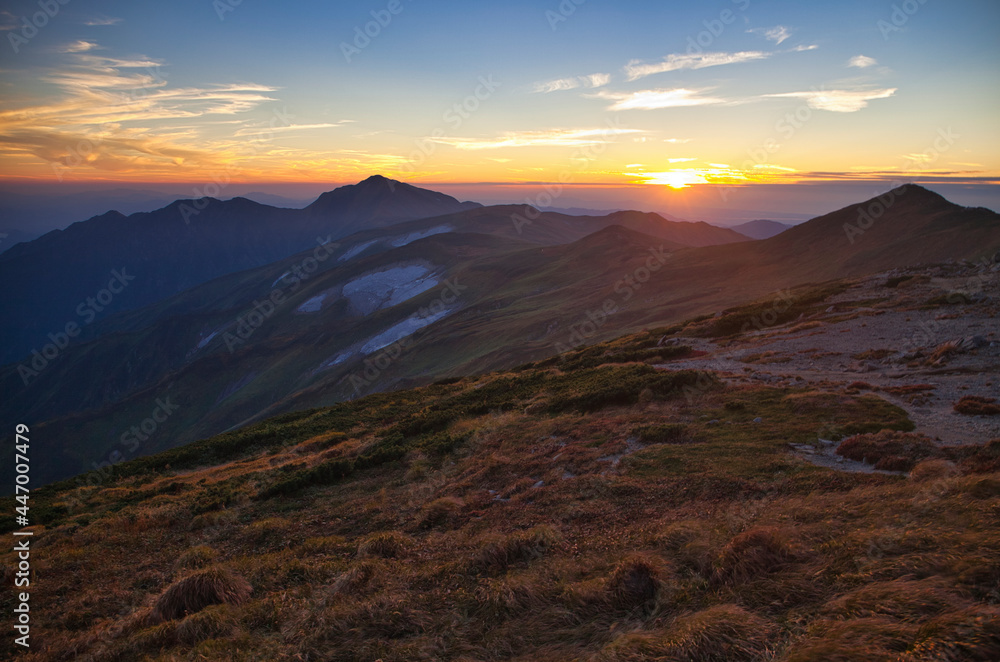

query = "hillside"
[0, 176, 481, 365]
[729, 220, 792, 240]
[5, 271, 999, 661]
[3, 185, 998, 486]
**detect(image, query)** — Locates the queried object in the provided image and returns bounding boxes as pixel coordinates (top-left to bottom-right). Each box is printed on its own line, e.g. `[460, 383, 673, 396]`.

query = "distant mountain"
[0, 176, 480, 365]
[729, 219, 792, 240]
[3, 184, 997, 485]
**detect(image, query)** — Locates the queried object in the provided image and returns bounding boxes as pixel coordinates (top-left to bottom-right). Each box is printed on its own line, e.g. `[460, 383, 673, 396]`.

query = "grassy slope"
[4, 305, 999, 661]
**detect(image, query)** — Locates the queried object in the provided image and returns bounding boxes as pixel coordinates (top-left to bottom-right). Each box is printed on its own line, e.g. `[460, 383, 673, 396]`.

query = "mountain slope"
[729, 219, 792, 239]
[4, 185, 998, 485]
[7, 307, 1000, 661]
[0, 176, 481, 365]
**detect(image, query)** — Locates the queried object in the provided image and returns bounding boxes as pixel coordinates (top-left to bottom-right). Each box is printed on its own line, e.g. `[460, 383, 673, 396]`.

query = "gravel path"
[656, 262, 1000, 470]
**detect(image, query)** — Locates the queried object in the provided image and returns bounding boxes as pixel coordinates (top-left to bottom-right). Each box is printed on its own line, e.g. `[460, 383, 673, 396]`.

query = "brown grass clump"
[606, 554, 668, 610]
[175, 603, 239, 645]
[600, 604, 777, 661]
[782, 617, 917, 662]
[836, 430, 941, 472]
[476, 525, 561, 574]
[330, 559, 384, 596]
[821, 578, 970, 621]
[713, 527, 797, 585]
[909, 459, 960, 483]
[174, 545, 219, 570]
[899, 605, 1000, 661]
[417, 496, 465, 529]
[357, 530, 414, 559]
[954, 396, 1000, 416]
[958, 439, 1000, 474]
[151, 567, 252, 622]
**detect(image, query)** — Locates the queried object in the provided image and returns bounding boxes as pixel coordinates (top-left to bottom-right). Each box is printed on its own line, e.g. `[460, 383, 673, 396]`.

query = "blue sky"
[0, 0, 997, 216]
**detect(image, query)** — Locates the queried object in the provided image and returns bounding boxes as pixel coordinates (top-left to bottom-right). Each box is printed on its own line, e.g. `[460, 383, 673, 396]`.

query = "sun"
[643, 169, 709, 189]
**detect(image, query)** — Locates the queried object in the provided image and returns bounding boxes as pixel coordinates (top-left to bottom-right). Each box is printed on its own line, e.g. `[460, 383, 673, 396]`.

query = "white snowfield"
[338, 240, 377, 262]
[389, 225, 453, 247]
[343, 264, 440, 316]
[360, 306, 456, 354]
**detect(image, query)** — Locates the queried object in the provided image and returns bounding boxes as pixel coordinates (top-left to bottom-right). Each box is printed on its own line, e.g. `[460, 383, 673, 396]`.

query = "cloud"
[848, 55, 878, 68]
[60, 40, 100, 53]
[749, 26, 792, 45]
[0, 45, 289, 175]
[83, 16, 122, 26]
[592, 88, 726, 111]
[233, 121, 354, 137]
[532, 72, 610, 93]
[790, 44, 819, 52]
[765, 88, 897, 112]
[429, 127, 642, 150]
[624, 51, 769, 80]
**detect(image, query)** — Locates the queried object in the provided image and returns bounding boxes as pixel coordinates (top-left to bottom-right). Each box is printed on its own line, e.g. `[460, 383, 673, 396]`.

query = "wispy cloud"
[790, 44, 819, 52]
[766, 88, 897, 112]
[624, 51, 769, 81]
[848, 55, 878, 68]
[60, 40, 101, 53]
[592, 88, 726, 111]
[749, 25, 792, 45]
[429, 127, 642, 150]
[0, 45, 286, 175]
[233, 121, 354, 137]
[83, 16, 122, 26]
[532, 73, 610, 93]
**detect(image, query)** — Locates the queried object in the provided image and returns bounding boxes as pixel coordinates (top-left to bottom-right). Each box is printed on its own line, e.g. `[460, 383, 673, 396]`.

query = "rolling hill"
[0, 176, 481, 365]
[3, 184, 997, 486]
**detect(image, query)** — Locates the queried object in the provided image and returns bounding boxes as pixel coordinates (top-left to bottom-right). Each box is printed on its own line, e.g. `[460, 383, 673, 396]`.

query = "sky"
[0, 0, 998, 219]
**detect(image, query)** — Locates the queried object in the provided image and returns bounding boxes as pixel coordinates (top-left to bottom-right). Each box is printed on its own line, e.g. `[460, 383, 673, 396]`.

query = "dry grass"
[151, 567, 252, 623]
[954, 396, 1000, 416]
[713, 527, 799, 585]
[837, 430, 941, 472]
[357, 530, 414, 559]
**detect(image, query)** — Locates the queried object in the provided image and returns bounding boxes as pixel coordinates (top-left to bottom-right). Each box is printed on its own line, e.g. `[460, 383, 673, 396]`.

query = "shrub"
[606, 554, 667, 610]
[151, 567, 252, 622]
[357, 531, 414, 559]
[713, 527, 796, 585]
[954, 396, 1000, 416]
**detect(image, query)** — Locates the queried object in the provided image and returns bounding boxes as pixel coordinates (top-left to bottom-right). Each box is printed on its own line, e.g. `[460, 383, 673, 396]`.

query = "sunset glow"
[0, 0, 997, 210]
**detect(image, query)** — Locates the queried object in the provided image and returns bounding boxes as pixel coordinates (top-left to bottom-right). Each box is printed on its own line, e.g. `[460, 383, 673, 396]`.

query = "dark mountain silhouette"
[0, 176, 480, 365]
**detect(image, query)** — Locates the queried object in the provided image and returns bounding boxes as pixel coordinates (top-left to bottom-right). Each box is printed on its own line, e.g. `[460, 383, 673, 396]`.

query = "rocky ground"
[657, 258, 1000, 471]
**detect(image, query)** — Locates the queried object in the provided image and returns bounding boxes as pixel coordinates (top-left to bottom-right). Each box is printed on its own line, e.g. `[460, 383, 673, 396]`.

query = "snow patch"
[196, 330, 219, 349]
[271, 271, 291, 287]
[389, 225, 452, 247]
[296, 286, 340, 313]
[338, 240, 377, 262]
[343, 264, 440, 315]
[361, 307, 455, 354]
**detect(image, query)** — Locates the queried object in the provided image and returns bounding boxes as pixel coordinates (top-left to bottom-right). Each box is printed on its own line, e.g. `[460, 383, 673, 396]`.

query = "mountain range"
[1, 179, 997, 486]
